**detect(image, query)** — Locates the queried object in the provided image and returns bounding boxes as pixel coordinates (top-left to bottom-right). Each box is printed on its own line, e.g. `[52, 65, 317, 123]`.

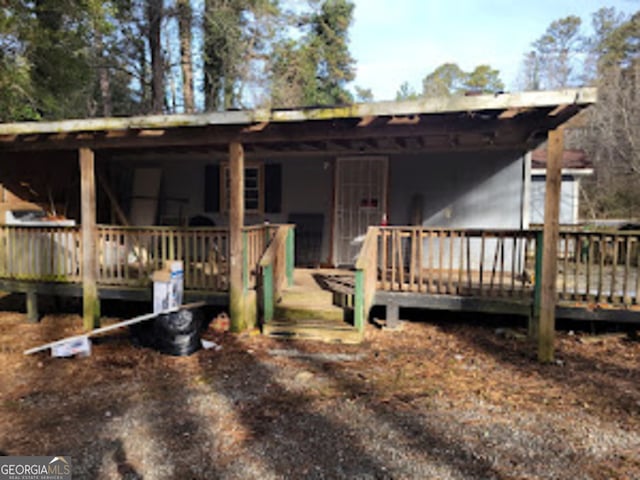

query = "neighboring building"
[529, 148, 594, 225]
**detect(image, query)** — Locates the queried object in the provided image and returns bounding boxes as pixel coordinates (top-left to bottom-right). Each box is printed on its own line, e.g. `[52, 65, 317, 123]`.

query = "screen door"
[334, 157, 388, 266]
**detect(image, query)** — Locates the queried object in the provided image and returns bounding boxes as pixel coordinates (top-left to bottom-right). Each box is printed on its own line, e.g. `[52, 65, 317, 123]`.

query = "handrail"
[97, 224, 228, 232]
[354, 227, 379, 334]
[259, 225, 295, 324]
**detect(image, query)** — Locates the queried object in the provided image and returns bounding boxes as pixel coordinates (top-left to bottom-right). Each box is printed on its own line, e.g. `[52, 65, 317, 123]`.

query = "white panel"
[130, 167, 162, 226]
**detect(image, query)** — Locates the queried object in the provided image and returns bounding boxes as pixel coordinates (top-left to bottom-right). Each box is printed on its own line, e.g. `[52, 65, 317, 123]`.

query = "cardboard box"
[153, 261, 184, 314]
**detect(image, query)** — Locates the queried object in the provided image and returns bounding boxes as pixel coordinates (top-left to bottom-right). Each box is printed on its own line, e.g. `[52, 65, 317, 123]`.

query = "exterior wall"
[388, 150, 527, 271]
[530, 175, 579, 225]
[111, 154, 335, 265]
[389, 150, 526, 229]
[111, 149, 527, 267]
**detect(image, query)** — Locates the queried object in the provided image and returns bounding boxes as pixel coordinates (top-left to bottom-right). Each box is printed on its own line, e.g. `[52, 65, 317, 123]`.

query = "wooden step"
[274, 303, 346, 322]
[279, 287, 335, 306]
[263, 318, 362, 344]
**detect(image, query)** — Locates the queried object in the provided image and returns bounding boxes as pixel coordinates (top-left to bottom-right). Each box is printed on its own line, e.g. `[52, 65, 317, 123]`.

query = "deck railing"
[97, 226, 230, 290]
[0, 224, 282, 293]
[0, 226, 82, 282]
[556, 231, 640, 305]
[377, 227, 539, 300]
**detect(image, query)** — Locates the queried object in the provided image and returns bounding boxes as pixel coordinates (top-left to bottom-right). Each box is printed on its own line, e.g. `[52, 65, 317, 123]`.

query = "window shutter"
[204, 165, 220, 212]
[264, 164, 282, 213]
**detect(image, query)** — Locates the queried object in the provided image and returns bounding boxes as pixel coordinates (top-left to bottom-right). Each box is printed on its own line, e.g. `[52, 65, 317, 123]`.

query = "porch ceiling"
[0, 88, 596, 155]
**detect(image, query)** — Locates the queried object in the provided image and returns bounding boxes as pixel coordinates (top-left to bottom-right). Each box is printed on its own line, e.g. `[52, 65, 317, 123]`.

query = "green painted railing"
[259, 225, 295, 324]
[354, 227, 380, 335]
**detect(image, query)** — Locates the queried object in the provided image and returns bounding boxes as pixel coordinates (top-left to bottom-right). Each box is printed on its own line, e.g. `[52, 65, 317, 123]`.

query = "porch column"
[229, 141, 247, 331]
[538, 127, 563, 362]
[79, 147, 100, 330]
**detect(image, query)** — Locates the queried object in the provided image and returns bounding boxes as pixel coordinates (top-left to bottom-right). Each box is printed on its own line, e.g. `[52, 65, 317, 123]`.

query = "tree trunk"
[97, 33, 112, 117]
[177, 0, 195, 113]
[147, 0, 164, 113]
[99, 67, 112, 117]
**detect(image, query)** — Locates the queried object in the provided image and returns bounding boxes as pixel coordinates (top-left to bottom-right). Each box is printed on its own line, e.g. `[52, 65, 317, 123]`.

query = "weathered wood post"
[530, 230, 543, 339]
[538, 127, 563, 362]
[229, 141, 247, 332]
[79, 147, 100, 330]
[26, 289, 39, 323]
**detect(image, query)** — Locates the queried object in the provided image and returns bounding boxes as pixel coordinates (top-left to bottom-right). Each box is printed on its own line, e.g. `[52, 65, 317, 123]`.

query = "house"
[529, 148, 594, 225]
[2, 86, 636, 359]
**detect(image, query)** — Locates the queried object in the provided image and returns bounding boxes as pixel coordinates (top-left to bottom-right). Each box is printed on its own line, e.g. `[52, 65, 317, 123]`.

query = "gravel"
[0, 312, 638, 479]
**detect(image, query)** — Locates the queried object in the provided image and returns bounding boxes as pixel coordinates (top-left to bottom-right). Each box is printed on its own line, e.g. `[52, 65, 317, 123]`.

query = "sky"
[349, 0, 639, 101]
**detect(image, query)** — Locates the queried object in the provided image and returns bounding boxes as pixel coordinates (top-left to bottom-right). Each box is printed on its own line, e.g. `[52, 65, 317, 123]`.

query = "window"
[221, 163, 264, 213]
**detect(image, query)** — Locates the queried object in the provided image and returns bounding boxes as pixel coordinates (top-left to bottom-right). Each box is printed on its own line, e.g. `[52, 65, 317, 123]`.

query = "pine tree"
[270, 0, 356, 108]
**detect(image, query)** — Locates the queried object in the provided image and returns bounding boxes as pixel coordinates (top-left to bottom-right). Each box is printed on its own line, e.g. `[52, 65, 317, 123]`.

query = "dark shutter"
[264, 163, 282, 213]
[204, 164, 220, 212]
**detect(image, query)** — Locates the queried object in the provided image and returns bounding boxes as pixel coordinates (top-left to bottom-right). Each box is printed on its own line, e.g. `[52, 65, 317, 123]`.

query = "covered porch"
[1, 87, 621, 360]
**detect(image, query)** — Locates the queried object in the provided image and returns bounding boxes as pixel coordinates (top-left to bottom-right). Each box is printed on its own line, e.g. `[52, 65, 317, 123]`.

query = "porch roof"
[0, 88, 596, 154]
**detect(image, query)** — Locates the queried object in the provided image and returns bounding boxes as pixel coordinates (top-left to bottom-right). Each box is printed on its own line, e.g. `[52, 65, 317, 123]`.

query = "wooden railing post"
[79, 147, 100, 330]
[242, 230, 249, 294]
[530, 230, 543, 340]
[354, 227, 380, 335]
[262, 264, 274, 324]
[354, 269, 364, 332]
[286, 226, 294, 287]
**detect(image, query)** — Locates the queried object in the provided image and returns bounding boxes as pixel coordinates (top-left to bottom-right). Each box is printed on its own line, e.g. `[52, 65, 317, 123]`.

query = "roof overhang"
[0, 88, 596, 155]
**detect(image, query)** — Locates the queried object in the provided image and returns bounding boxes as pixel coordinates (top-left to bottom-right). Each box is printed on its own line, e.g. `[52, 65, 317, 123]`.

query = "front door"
[333, 157, 388, 266]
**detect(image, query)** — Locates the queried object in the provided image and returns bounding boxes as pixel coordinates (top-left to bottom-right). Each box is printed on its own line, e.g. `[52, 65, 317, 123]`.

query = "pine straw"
[0, 311, 639, 479]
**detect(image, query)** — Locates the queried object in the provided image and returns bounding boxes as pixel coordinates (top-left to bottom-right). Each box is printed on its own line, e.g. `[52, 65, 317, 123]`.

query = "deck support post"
[229, 141, 253, 331]
[79, 147, 100, 330]
[538, 127, 563, 362]
[385, 302, 400, 330]
[26, 290, 39, 323]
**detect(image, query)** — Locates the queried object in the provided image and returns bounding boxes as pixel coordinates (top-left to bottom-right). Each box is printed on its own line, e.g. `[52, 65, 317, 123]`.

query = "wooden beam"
[0, 105, 579, 153]
[229, 141, 248, 332]
[538, 127, 563, 362]
[79, 147, 100, 330]
[548, 104, 569, 116]
[97, 170, 130, 226]
[357, 115, 377, 127]
[388, 115, 420, 125]
[243, 121, 269, 133]
[0, 88, 596, 139]
[499, 107, 536, 119]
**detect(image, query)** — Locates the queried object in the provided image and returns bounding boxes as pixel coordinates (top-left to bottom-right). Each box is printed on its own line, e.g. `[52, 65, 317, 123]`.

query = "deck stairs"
[262, 269, 362, 343]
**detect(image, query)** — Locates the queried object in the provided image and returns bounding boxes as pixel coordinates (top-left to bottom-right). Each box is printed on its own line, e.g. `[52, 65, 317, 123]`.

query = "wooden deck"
[2, 223, 640, 332]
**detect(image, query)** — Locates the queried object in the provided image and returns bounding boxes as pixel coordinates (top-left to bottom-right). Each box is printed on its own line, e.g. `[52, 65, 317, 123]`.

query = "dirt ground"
[0, 306, 639, 480]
